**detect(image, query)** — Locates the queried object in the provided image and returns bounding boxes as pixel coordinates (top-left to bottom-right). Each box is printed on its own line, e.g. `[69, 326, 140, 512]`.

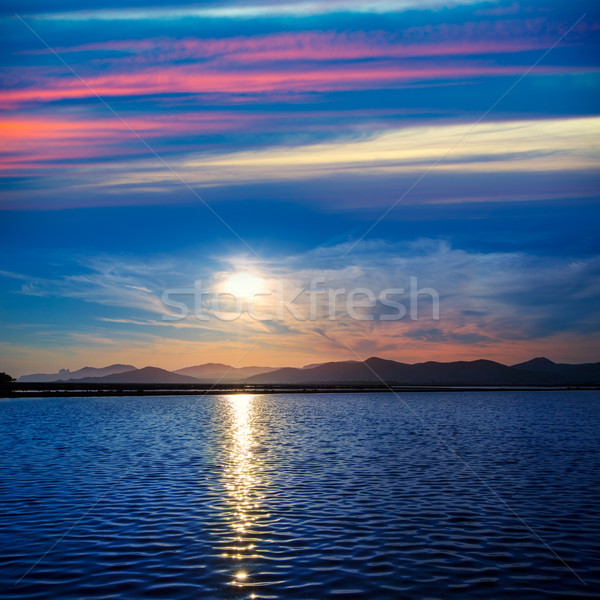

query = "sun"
[224, 272, 265, 299]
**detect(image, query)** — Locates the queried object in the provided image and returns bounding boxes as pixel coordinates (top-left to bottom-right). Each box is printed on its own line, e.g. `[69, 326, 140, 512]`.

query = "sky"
[0, 0, 599, 376]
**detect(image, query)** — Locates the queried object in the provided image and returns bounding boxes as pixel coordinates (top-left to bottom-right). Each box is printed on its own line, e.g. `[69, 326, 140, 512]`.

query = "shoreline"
[2, 383, 599, 399]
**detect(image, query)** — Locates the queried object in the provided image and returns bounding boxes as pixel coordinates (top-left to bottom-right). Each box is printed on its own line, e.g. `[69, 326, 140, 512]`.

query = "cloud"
[5, 62, 565, 107]
[0, 113, 261, 169]
[3, 2, 596, 210]
[124, 284, 153, 293]
[26, 30, 550, 64]
[13, 255, 173, 315]
[5, 15, 592, 109]
[8, 237, 600, 354]
[220, 238, 600, 344]
[3, 239, 600, 371]
[313, 326, 345, 349]
[88, 117, 598, 193]
[27, 1, 483, 21]
[403, 327, 495, 343]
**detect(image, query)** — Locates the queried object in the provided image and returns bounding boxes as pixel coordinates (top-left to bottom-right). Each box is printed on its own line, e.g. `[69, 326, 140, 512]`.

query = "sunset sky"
[1, 0, 599, 376]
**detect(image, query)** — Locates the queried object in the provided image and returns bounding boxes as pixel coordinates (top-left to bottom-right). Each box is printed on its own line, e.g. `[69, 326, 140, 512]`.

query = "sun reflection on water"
[224, 394, 262, 589]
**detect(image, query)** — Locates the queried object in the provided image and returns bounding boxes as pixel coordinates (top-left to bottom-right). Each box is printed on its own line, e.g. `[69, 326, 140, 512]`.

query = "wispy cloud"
[1, 0, 598, 376]
[95, 117, 599, 190]
[212, 239, 600, 347]
[3, 239, 600, 373]
[5, 62, 568, 107]
[12, 255, 173, 314]
[25, 30, 551, 64]
[28, 1, 483, 21]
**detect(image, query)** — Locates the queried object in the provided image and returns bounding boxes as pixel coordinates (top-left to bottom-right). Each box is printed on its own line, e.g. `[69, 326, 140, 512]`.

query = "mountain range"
[16, 357, 600, 386]
[174, 363, 279, 381]
[17, 364, 136, 383]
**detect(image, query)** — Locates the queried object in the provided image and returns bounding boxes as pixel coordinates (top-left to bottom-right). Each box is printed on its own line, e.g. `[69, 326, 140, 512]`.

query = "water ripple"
[0, 391, 599, 598]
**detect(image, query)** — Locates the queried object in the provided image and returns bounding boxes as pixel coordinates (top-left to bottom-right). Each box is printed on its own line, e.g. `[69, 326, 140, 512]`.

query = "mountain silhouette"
[512, 357, 600, 384]
[174, 363, 277, 381]
[16, 357, 599, 386]
[246, 357, 565, 385]
[18, 364, 136, 383]
[69, 367, 201, 384]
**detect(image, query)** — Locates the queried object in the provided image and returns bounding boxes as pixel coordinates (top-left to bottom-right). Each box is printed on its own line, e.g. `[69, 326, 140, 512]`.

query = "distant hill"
[69, 367, 201, 384]
[15, 357, 599, 386]
[247, 360, 375, 384]
[18, 364, 136, 383]
[246, 357, 566, 386]
[174, 363, 277, 381]
[512, 357, 600, 384]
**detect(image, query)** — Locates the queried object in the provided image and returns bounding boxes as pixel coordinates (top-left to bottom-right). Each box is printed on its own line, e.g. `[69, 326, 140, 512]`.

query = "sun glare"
[224, 273, 265, 299]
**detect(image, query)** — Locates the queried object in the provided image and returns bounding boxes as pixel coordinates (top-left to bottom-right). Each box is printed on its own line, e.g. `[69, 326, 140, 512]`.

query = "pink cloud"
[2, 62, 580, 108]
[24, 23, 559, 65]
[4, 20, 587, 109]
[0, 113, 263, 169]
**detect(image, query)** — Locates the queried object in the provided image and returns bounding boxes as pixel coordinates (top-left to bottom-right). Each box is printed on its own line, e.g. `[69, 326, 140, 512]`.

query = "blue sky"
[1, 0, 599, 375]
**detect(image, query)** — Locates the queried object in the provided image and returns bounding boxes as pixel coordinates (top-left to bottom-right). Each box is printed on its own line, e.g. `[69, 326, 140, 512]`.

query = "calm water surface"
[0, 392, 599, 599]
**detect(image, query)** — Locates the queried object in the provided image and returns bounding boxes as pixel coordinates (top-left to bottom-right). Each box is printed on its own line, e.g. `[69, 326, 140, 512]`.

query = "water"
[0, 392, 599, 599]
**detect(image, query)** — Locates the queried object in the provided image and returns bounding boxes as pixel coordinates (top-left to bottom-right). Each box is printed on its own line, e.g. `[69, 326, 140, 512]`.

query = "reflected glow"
[224, 394, 260, 586]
